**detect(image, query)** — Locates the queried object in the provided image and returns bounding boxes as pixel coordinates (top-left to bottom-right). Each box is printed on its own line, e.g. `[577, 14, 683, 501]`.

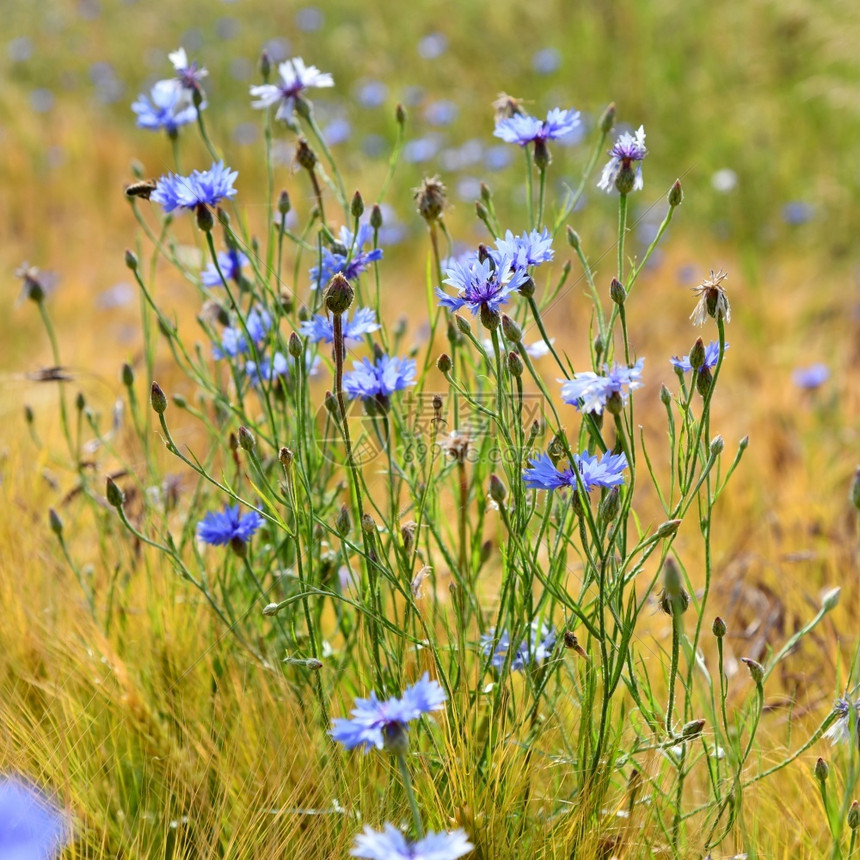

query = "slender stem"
[396, 751, 424, 840]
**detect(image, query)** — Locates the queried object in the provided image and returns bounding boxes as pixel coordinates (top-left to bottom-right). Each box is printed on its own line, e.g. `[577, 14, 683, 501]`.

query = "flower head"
[310, 224, 383, 288]
[823, 697, 860, 746]
[494, 107, 581, 146]
[131, 79, 198, 135]
[351, 823, 472, 860]
[196, 504, 263, 547]
[168, 47, 208, 92]
[151, 161, 238, 214]
[0, 776, 69, 860]
[201, 247, 250, 288]
[436, 253, 527, 318]
[300, 307, 380, 344]
[343, 354, 416, 405]
[212, 307, 272, 360]
[690, 269, 731, 326]
[330, 673, 447, 753]
[481, 621, 556, 672]
[245, 351, 319, 385]
[523, 450, 629, 494]
[671, 341, 728, 374]
[598, 126, 648, 194]
[494, 228, 554, 270]
[249, 57, 334, 120]
[792, 363, 829, 390]
[560, 359, 644, 415]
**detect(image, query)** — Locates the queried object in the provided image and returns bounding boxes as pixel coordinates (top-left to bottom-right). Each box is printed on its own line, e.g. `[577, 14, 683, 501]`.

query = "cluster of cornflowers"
[132, 48, 207, 136]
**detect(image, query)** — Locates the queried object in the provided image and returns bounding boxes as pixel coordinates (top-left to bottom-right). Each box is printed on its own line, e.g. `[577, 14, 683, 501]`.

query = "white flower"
[250, 57, 334, 120]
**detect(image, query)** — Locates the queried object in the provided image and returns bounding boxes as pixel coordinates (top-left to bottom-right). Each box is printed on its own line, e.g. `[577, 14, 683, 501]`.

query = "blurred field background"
[1, 0, 859, 855]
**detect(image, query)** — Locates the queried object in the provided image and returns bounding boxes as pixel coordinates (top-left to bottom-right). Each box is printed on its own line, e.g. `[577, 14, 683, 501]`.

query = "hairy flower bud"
[277, 189, 291, 216]
[741, 657, 764, 685]
[351, 190, 365, 219]
[489, 474, 507, 506]
[279, 447, 293, 469]
[455, 315, 472, 336]
[195, 204, 214, 232]
[150, 381, 168, 414]
[599, 486, 621, 523]
[295, 137, 317, 171]
[238, 425, 255, 453]
[660, 557, 689, 616]
[414, 175, 447, 223]
[507, 351, 524, 378]
[436, 353, 452, 374]
[814, 757, 829, 784]
[288, 331, 303, 359]
[689, 338, 706, 371]
[259, 49, 271, 82]
[124, 249, 138, 271]
[566, 226, 581, 251]
[335, 504, 350, 537]
[681, 719, 706, 739]
[668, 179, 683, 207]
[325, 273, 354, 315]
[106, 476, 125, 509]
[370, 203, 383, 231]
[610, 277, 626, 306]
[599, 101, 616, 135]
[480, 305, 501, 331]
[361, 513, 376, 535]
[712, 616, 727, 638]
[501, 314, 522, 343]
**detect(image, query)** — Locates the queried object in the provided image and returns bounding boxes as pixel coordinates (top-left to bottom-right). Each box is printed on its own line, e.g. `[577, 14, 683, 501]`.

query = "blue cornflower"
[481, 621, 556, 672]
[213, 326, 246, 360]
[196, 504, 264, 547]
[0, 776, 69, 859]
[494, 107, 581, 147]
[131, 79, 198, 135]
[330, 673, 447, 753]
[343, 354, 416, 403]
[436, 253, 527, 316]
[300, 307, 380, 344]
[560, 359, 645, 414]
[201, 248, 250, 288]
[671, 342, 728, 374]
[792, 363, 829, 390]
[523, 450, 629, 493]
[598, 126, 648, 194]
[167, 47, 208, 93]
[352, 824, 473, 860]
[212, 308, 272, 360]
[249, 57, 334, 120]
[151, 161, 238, 214]
[310, 224, 383, 288]
[494, 228, 554, 270]
[823, 697, 860, 746]
[245, 350, 320, 385]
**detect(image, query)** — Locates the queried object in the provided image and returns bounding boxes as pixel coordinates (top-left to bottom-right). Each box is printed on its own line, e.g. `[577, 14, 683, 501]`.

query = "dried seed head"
[413, 175, 447, 223]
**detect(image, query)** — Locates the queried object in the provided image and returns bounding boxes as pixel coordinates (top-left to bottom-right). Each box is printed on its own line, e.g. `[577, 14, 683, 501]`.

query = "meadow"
[1, 0, 859, 857]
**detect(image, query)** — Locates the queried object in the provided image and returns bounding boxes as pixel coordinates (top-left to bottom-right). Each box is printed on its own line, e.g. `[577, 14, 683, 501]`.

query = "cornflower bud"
[279, 447, 293, 469]
[501, 314, 522, 343]
[610, 277, 626, 306]
[335, 504, 350, 537]
[361, 513, 376, 534]
[814, 757, 829, 784]
[370, 204, 383, 231]
[599, 486, 621, 523]
[455, 315, 472, 336]
[712, 617, 727, 638]
[414, 175, 447, 223]
[150, 382, 168, 414]
[295, 138, 317, 171]
[599, 102, 616, 135]
[395, 103, 406, 127]
[507, 351, 524, 378]
[277, 189, 291, 216]
[259, 50, 271, 82]
[106, 476, 125, 509]
[49, 508, 63, 538]
[437, 353, 452, 374]
[288, 332, 303, 359]
[351, 190, 364, 218]
[660, 557, 689, 616]
[195, 204, 214, 232]
[480, 305, 501, 331]
[238, 426, 255, 452]
[566, 226, 580, 250]
[489, 474, 507, 506]
[689, 338, 706, 371]
[741, 657, 764, 685]
[124, 249, 138, 271]
[681, 719, 706, 739]
[325, 273, 354, 315]
[121, 363, 134, 388]
[668, 179, 683, 207]
[848, 801, 860, 831]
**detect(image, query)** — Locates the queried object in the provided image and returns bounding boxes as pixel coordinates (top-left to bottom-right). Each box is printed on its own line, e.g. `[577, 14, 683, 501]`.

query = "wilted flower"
[310, 224, 383, 288]
[300, 307, 380, 344]
[351, 824, 472, 860]
[598, 126, 648, 194]
[330, 673, 447, 753]
[523, 450, 629, 493]
[690, 269, 731, 326]
[131, 80, 198, 135]
[823, 697, 860, 746]
[481, 620, 556, 672]
[167, 47, 208, 93]
[560, 359, 645, 414]
[201, 247, 250, 288]
[494, 107, 581, 147]
[249, 57, 334, 120]
[151, 161, 238, 214]
[343, 354, 416, 404]
[0, 776, 69, 860]
[671, 342, 728, 374]
[196, 504, 263, 547]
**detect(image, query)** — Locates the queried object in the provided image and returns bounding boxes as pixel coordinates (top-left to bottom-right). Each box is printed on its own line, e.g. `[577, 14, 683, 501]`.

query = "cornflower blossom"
[523, 450, 629, 493]
[481, 621, 556, 672]
[690, 269, 731, 327]
[151, 161, 238, 214]
[494, 107, 581, 147]
[212, 308, 271, 360]
[792, 363, 829, 390]
[823, 697, 860, 746]
[343, 354, 416, 403]
[560, 358, 645, 414]
[671, 342, 728, 374]
[300, 307, 380, 344]
[249, 57, 334, 120]
[167, 47, 208, 93]
[597, 126, 648, 194]
[196, 504, 263, 547]
[310, 224, 382, 288]
[201, 248, 250, 288]
[245, 351, 320, 385]
[436, 253, 527, 316]
[494, 227, 554, 270]
[351, 824, 473, 860]
[330, 673, 447, 753]
[0, 776, 69, 859]
[131, 80, 198, 134]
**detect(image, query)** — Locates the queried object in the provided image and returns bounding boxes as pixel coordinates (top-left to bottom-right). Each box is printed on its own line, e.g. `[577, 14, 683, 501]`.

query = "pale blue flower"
[436, 253, 527, 315]
[523, 450, 629, 493]
[330, 673, 447, 753]
[343, 354, 416, 403]
[560, 359, 644, 414]
[494, 107, 581, 146]
[671, 342, 728, 374]
[494, 228, 554, 270]
[481, 621, 556, 672]
[824, 697, 860, 746]
[310, 224, 383, 288]
[598, 126, 648, 193]
[131, 79, 198, 134]
[352, 824, 472, 860]
[0, 776, 68, 860]
[300, 307, 380, 344]
[249, 57, 334, 120]
[792, 363, 829, 389]
[201, 248, 250, 287]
